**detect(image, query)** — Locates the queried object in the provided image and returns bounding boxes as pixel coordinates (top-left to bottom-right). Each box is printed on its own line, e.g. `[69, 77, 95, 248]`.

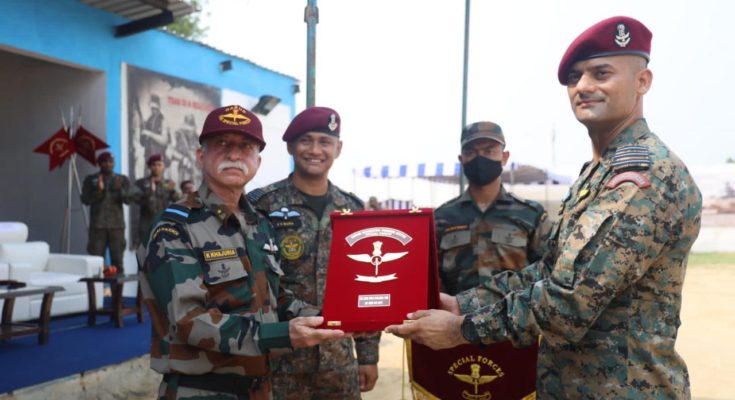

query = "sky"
[201, 0, 735, 186]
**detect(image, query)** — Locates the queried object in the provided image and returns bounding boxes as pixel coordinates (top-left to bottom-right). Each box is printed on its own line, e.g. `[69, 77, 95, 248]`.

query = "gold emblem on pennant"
[615, 23, 631, 47]
[448, 357, 504, 400]
[218, 106, 251, 126]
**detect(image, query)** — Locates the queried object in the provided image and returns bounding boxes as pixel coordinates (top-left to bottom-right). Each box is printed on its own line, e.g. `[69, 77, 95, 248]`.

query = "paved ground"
[362, 263, 735, 400]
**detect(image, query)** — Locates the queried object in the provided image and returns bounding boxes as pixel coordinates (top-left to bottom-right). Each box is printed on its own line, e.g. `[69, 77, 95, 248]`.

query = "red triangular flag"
[33, 127, 76, 171]
[73, 125, 109, 166]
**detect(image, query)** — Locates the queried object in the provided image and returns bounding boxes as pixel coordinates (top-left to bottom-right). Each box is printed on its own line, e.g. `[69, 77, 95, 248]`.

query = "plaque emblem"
[345, 227, 412, 283]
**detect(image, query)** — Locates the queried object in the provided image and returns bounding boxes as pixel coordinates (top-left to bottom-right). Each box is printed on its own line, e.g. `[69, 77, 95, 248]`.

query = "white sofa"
[0, 222, 104, 322]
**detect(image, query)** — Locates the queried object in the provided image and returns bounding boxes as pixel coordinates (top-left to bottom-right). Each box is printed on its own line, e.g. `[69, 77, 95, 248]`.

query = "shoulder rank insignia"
[246, 188, 267, 204]
[605, 171, 651, 189]
[611, 145, 651, 172]
[162, 204, 190, 224]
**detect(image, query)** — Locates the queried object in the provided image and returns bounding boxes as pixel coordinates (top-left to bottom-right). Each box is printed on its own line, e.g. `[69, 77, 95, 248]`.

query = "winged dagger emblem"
[453, 364, 498, 400]
[347, 241, 408, 282]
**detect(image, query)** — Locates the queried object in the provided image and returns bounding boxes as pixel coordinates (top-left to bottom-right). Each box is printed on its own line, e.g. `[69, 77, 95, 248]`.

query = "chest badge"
[269, 207, 301, 220]
[577, 185, 590, 200]
[280, 235, 305, 261]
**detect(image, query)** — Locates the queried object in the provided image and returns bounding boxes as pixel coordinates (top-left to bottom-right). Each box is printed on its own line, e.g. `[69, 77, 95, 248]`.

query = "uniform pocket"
[202, 257, 248, 285]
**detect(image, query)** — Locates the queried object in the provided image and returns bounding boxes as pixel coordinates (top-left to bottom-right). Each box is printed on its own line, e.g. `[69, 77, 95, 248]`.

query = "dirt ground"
[362, 263, 735, 400]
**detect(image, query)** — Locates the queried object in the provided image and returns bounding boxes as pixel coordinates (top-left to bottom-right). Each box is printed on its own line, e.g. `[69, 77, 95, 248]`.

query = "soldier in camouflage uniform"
[249, 107, 380, 399]
[138, 105, 345, 400]
[132, 153, 180, 247]
[81, 151, 133, 274]
[388, 16, 702, 399]
[436, 121, 550, 295]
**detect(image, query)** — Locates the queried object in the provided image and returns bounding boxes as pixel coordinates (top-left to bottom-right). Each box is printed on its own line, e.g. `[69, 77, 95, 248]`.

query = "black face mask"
[463, 156, 503, 186]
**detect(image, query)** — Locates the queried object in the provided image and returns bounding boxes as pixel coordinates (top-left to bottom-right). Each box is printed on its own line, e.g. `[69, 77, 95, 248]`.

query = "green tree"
[163, 0, 209, 40]
[726, 157, 734, 164]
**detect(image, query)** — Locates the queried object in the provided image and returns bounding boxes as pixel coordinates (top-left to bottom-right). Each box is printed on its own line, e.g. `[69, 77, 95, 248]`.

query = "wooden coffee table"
[79, 274, 144, 328]
[0, 284, 64, 344]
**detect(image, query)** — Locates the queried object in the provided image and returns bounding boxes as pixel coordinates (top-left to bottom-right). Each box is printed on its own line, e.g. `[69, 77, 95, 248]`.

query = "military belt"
[164, 372, 268, 395]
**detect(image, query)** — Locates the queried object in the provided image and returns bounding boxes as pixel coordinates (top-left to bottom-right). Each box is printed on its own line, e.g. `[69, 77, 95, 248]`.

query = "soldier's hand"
[97, 175, 104, 191]
[150, 178, 156, 193]
[288, 316, 345, 348]
[113, 176, 122, 190]
[358, 364, 378, 392]
[167, 180, 176, 191]
[440, 293, 461, 315]
[384, 310, 468, 350]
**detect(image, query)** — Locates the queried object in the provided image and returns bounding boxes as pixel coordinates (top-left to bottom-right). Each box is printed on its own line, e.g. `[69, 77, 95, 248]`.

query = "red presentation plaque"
[408, 340, 538, 400]
[321, 208, 440, 331]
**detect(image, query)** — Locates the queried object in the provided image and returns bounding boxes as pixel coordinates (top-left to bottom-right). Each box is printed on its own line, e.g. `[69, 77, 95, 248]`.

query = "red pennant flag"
[33, 127, 76, 171]
[73, 125, 109, 166]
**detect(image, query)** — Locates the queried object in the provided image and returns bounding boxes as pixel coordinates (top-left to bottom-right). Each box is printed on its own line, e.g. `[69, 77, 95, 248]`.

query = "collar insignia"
[615, 23, 631, 47]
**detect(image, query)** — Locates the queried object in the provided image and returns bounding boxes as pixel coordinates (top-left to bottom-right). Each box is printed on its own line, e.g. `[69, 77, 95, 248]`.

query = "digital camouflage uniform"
[249, 176, 380, 400]
[132, 176, 180, 247]
[139, 183, 313, 400]
[81, 172, 133, 272]
[457, 120, 702, 398]
[435, 186, 550, 295]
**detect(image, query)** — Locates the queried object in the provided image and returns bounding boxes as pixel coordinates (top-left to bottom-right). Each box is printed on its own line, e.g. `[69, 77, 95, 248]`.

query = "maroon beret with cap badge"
[558, 16, 652, 85]
[282, 106, 340, 142]
[146, 153, 163, 165]
[199, 105, 265, 150]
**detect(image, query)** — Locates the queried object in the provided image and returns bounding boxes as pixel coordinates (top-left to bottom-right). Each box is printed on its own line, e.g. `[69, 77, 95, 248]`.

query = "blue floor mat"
[0, 297, 151, 394]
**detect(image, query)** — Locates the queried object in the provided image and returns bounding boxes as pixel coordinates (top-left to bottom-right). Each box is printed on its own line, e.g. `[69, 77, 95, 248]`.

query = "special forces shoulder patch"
[280, 234, 305, 261]
[268, 207, 302, 229]
[605, 170, 651, 189]
[611, 145, 651, 172]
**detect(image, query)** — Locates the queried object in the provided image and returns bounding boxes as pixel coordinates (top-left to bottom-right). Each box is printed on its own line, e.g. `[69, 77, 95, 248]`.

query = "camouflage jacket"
[80, 172, 133, 229]
[435, 186, 550, 295]
[456, 120, 702, 398]
[249, 176, 380, 373]
[139, 183, 310, 377]
[132, 176, 181, 240]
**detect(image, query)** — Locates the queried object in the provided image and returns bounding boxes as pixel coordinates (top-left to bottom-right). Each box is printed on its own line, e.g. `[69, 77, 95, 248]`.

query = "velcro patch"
[203, 247, 239, 262]
[605, 171, 651, 189]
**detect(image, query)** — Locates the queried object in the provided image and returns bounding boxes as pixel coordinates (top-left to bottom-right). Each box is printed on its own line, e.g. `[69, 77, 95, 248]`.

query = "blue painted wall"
[0, 0, 297, 166]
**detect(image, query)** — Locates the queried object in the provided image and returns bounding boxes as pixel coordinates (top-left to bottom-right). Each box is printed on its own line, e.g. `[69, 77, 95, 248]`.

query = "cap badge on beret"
[328, 113, 338, 132]
[615, 24, 631, 47]
[218, 106, 252, 127]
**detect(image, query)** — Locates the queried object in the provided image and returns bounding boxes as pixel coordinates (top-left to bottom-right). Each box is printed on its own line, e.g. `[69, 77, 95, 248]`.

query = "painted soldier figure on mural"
[388, 16, 702, 399]
[250, 107, 380, 399]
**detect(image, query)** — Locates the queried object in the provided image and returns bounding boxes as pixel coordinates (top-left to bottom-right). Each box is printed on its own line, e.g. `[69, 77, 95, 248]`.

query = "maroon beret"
[97, 151, 113, 163]
[199, 105, 265, 150]
[147, 153, 163, 165]
[558, 16, 652, 85]
[282, 106, 340, 142]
